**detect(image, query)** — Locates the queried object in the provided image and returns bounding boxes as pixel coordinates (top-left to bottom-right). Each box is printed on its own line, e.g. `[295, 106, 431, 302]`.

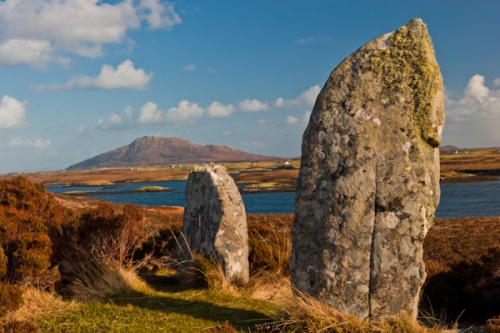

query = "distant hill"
[440, 145, 461, 153]
[439, 145, 500, 153]
[66, 136, 282, 170]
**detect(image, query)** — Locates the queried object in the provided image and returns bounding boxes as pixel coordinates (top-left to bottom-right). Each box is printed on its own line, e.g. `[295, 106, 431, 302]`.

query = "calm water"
[47, 180, 500, 218]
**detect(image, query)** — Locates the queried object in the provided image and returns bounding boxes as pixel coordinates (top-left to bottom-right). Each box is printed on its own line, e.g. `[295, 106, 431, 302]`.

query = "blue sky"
[0, 0, 499, 173]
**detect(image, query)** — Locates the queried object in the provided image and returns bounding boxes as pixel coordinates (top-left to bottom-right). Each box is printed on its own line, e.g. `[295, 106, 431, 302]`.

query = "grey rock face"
[290, 18, 444, 320]
[178, 165, 249, 284]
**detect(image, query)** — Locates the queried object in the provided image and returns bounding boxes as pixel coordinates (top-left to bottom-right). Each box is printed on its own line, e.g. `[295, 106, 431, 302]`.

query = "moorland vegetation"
[1, 176, 500, 332]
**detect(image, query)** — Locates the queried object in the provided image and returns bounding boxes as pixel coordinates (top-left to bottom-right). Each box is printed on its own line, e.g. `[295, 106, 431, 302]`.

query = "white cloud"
[303, 111, 312, 123]
[83, 106, 136, 132]
[182, 64, 196, 72]
[464, 75, 489, 101]
[9, 137, 51, 149]
[96, 113, 123, 130]
[238, 99, 269, 112]
[295, 37, 331, 45]
[138, 101, 162, 123]
[494, 78, 500, 87]
[207, 102, 235, 117]
[0, 39, 69, 69]
[83, 84, 320, 132]
[139, 0, 182, 30]
[223, 131, 232, 136]
[285, 115, 300, 125]
[36, 60, 152, 91]
[446, 74, 500, 122]
[0, 95, 27, 129]
[0, 0, 181, 67]
[444, 74, 500, 147]
[123, 105, 134, 118]
[275, 85, 321, 108]
[138, 100, 205, 124]
[285, 111, 312, 126]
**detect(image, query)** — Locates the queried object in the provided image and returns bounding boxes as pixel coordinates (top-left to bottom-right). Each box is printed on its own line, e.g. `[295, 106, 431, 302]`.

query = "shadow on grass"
[107, 287, 276, 331]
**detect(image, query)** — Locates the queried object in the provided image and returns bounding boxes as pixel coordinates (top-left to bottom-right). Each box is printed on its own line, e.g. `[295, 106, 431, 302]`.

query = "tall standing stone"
[290, 19, 444, 320]
[178, 165, 249, 285]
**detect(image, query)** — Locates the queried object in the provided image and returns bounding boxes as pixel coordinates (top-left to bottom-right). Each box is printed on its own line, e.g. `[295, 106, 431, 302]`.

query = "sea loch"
[46, 180, 500, 219]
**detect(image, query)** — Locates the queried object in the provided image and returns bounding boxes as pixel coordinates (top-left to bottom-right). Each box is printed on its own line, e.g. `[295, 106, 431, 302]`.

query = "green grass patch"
[30, 285, 279, 332]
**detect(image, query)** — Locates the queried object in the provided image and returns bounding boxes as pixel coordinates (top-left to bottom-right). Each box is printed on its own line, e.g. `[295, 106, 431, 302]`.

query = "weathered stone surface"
[290, 19, 444, 320]
[178, 164, 249, 284]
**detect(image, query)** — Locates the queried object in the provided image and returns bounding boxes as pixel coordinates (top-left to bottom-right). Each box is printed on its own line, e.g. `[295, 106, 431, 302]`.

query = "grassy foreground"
[8, 271, 446, 333]
[16, 283, 280, 332]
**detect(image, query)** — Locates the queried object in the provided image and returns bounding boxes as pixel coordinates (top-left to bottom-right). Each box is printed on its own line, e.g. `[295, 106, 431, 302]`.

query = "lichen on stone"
[370, 19, 441, 147]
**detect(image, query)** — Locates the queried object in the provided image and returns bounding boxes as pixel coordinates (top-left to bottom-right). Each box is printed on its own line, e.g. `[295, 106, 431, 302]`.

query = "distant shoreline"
[440, 175, 499, 184]
[62, 186, 175, 197]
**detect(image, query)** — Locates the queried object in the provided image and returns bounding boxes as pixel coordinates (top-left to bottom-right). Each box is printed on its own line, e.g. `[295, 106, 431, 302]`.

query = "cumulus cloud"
[284, 111, 312, 126]
[0, 95, 27, 129]
[0, 0, 181, 67]
[36, 60, 152, 91]
[285, 115, 299, 125]
[79, 106, 135, 133]
[182, 64, 196, 72]
[238, 99, 269, 112]
[138, 100, 204, 124]
[83, 84, 321, 132]
[0, 39, 69, 69]
[494, 78, 500, 87]
[9, 137, 51, 149]
[138, 102, 161, 123]
[275, 85, 320, 108]
[207, 102, 235, 117]
[446, 74, 500, 122]
[295, 37, 331, 45]
[139, 0, 181, 30]
[303, 111, 312, 123]
[97, 113, 125, 131]
[444, 74, 500, 147]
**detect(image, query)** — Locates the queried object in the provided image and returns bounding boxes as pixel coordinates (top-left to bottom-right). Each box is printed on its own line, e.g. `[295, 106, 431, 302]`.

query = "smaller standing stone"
[177, 164, 249, 285]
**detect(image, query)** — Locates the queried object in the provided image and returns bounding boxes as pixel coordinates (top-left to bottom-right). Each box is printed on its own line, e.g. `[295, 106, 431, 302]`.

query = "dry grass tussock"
[60, 255, 132, 301]
[173, 232, 232, 293]
[189, 254, 235, 293]
[4, 287, 79, 323]
[256, 288, 444, 333]
[247, 271, 293, 304]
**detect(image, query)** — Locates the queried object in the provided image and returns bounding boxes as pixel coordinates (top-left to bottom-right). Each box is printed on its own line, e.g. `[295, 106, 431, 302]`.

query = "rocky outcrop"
[290, 19, 444, 320]
[177, 165, 249, 284]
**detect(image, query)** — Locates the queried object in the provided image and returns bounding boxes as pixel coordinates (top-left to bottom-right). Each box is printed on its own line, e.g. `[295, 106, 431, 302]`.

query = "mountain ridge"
[66, 136, 283, 170]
